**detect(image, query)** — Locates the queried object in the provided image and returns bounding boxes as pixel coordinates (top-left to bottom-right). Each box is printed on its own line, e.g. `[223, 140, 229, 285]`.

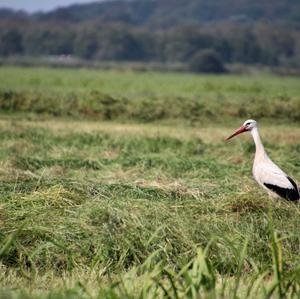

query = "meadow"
[0, 66, 300, 298]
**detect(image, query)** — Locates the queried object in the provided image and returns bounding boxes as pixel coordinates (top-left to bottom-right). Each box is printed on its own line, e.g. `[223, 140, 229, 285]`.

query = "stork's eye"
[245, 122, 251, 126]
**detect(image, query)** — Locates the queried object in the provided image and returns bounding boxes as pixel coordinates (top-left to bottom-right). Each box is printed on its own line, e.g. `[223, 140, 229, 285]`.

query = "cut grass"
[0, 118, 300, 298]
[1, 67, 300, 298]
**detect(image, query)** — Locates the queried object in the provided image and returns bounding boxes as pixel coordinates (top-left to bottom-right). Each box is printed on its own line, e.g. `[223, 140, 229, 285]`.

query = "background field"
[1, 67, 300, 123]
[0, 67, 300, 298]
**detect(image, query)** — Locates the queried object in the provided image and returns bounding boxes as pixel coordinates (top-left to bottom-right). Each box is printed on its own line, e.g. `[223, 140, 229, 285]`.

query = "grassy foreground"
[0, 67, 300, 298]
[1, 119, 300, 298]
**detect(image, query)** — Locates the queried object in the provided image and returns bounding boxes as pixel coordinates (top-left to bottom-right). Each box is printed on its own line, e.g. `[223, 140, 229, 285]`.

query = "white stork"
[226, 119, 299, 201]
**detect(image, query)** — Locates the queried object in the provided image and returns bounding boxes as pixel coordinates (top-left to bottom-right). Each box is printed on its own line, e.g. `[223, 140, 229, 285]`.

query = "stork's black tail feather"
[264, 176, 300, 201]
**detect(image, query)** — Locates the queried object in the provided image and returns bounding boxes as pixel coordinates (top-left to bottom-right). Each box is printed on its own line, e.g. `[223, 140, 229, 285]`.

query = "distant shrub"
[189, 49, 226, 73]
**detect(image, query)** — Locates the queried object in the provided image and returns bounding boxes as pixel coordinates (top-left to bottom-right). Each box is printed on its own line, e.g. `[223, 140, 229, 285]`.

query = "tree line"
[0, 10, 299, 72]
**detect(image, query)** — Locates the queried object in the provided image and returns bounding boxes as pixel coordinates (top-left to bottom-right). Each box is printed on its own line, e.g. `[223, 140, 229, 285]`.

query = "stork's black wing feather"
[264, 176, 299, 201]
[287, 176, 299, 193]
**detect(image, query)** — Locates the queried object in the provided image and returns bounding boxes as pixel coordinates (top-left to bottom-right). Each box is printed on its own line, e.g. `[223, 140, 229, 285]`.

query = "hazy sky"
[0, 0, 103, 12]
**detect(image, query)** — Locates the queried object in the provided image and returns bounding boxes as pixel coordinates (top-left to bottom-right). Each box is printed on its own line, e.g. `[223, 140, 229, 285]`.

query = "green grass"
[0, 67, 300, 122]
[0, 67, 300, 298]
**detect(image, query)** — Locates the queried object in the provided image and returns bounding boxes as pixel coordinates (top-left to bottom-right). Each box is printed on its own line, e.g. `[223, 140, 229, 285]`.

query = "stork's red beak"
[225, 125, 247, 141]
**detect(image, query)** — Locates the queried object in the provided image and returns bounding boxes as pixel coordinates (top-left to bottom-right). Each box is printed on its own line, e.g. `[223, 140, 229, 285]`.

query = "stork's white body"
[251, 127, 295, 198]
[226, 120, 299, 201]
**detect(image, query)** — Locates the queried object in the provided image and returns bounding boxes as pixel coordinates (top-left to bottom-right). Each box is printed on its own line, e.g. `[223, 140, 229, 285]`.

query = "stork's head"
[225, 119, 257, 141]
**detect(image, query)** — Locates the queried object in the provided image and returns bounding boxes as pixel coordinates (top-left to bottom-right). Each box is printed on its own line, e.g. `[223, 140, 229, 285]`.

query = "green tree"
[189, 49, 225, 73]
[0, 28, 23, 55]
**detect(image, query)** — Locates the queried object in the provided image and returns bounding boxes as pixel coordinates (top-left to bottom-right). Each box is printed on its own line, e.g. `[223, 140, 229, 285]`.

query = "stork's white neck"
[250, 127, 266, 158]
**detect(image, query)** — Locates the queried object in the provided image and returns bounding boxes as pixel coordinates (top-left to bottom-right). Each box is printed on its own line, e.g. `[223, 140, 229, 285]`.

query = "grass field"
[0, 67, 300, 298]
[0, 67, 300, 123]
